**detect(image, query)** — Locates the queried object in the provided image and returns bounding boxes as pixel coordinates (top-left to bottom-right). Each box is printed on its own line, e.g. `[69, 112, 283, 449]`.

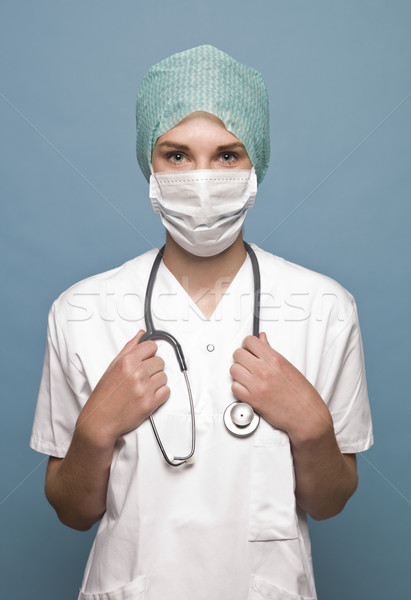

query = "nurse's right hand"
[76, 329, 170, 447]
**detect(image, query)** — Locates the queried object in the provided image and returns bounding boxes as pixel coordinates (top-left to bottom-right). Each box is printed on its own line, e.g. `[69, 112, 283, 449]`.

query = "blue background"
[1, 1, 410, 598]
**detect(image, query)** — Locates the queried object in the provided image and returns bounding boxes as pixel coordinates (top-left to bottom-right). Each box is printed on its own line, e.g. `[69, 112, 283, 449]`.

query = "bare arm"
[45, 432, 115, 531]
[230, 332, 358, 521]
[45, 329, 170, 531]
[291, 433, 358, 520]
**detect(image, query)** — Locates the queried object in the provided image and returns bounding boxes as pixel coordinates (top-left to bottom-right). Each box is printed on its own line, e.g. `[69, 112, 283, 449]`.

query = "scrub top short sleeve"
[28, 245, 374, 600]
[315, 296, 373, 453]
[30, 301, 89, 458]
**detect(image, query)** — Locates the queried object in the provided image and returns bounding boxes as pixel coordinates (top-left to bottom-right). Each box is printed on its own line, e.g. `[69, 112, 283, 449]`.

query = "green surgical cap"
[136, 44, 270, 185]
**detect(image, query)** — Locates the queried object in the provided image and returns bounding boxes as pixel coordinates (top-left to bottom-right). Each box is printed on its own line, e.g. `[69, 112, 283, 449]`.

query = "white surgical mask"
[149, 166, 257, 257]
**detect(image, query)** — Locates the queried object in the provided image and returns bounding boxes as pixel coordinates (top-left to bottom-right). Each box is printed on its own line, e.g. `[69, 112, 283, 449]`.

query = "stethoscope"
[138, 241, 261, 467]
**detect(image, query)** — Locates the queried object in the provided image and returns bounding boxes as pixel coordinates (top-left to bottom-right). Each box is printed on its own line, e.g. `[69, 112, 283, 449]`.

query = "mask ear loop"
[148, 163, 162, 213]
[244, 167, 258, 209]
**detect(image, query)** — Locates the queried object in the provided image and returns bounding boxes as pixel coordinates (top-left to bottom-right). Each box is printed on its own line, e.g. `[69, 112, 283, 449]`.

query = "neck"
[161, 231, 247, 315]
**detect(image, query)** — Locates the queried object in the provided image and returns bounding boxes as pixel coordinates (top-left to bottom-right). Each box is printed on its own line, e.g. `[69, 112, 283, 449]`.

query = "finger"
[242, 334, 263, 357]
[232, 348, 259, 374]
[242, 334, 272, 360]
[231, 380, 251, 403]
[154, 383, 170, 406]
[132, 337, 158, 361]
[107, 331, 147, 368]
[230, 362, 253, 388]
[112, 337, 158, 374]
[117, 329, 150, 359]
[150, 370, 168, 390]
[144, 355, 167, 377]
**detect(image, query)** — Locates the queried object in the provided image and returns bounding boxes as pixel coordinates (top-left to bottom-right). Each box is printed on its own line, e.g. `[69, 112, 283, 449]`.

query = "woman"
[30, 45, 373, 599]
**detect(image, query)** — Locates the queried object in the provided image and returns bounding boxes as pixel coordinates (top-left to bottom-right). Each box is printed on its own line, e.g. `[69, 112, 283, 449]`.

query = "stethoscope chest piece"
[223, 401, 260, 437]
[142, 241, 262, 465]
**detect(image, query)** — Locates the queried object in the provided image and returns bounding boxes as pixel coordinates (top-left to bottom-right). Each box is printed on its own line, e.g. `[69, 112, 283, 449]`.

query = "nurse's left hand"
[230, 332, 332, 443]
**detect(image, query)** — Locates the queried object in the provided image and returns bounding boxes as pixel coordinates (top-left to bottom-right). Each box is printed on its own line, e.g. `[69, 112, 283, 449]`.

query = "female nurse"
[30, 45, 373, 600]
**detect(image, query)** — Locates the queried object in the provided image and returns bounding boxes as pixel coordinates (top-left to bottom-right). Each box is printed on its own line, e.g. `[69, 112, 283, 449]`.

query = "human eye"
[218, 152, 238, 164]
[166, 151, 188, 164]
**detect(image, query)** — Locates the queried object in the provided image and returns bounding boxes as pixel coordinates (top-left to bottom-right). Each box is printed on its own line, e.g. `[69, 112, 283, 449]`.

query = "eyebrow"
[156, 141, 246, 152]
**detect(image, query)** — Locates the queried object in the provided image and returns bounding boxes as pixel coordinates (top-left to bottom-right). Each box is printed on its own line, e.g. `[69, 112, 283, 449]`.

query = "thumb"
[117, 329, 147, 359]
[135, 328, 147, 342]
[259, 331, 268, 342]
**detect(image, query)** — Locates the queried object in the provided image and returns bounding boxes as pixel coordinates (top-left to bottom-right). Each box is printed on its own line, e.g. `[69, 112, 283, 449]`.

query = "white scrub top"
[30, 243, 373, 600]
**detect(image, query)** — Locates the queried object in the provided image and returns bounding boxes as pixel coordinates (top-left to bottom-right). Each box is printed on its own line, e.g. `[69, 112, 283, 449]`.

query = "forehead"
[154, 111, 243, 146]
[178, 111, 225, 126]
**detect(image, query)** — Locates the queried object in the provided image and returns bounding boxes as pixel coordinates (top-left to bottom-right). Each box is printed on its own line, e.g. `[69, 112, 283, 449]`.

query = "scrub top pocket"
[78, 576, 147, 600]
[248, 575, 316, 600]
[248, 421, 299, 542]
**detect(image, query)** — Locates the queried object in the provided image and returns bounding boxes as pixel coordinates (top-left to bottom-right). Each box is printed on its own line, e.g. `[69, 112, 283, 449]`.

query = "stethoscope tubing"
[139, 241, 260, 466]
[139, 245, 194, 466]
[244, 241, 261, 338]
